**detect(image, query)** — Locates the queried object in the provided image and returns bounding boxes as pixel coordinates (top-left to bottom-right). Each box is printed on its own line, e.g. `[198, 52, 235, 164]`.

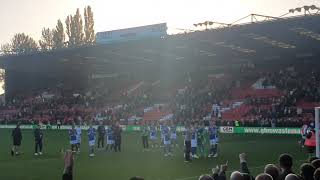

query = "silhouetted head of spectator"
[256, 173, 273, 180]
[199, 174, 214, 180]
[314, 168, 320, 180]
[265, 164, 280, 180]
[308, 156, 319, 163]
[312, 159, 320, 169]
[129, 176, 144, 180]
[243, 173, 254, 180]
[230, 171, 243, 180]
[279, 154, 293, 170]
[285, 174, 300, 180]
[300, 163, 315, 180]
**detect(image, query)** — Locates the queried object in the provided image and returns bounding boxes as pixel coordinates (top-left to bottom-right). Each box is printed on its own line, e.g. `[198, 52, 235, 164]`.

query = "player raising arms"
[208, 121, 219, 158]
[68, 124, 77, 152]
[76, 124, 82, 153]
[87, 124, 96, 157]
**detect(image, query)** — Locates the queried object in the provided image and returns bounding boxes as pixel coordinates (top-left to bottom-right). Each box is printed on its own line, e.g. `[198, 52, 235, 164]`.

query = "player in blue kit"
[106, 126, 114, 151]
[87, 124, 96, 157]
[68, 125, 77, 152]
[170, 122, 178, 148]
[208, 121, 219, 158]
[160, 123, 165, 147]
[191, 123, 199, 159]
[76, 124, 82, 153]
[149, 122, 158, 148]
[163, 123, 172, 156]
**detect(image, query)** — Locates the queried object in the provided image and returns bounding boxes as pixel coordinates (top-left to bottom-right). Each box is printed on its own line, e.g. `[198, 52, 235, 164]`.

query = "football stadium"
[1, 2, 320, 180]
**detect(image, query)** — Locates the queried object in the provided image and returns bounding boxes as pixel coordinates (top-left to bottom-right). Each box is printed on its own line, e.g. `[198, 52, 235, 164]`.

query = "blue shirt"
[87, 128, 96, 141]
[163, 126, 170, 141]
[191, 128, 197, 140]
[150, 126, 157, 136]
[107, 128, 114, 140]
[209, 126, 218, 139]
[171, 126, 177, 134]
[69, 129, 77, 141]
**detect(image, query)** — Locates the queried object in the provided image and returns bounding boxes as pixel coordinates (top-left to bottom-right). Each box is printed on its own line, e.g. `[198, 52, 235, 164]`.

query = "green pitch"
[0, 129, 308, 180]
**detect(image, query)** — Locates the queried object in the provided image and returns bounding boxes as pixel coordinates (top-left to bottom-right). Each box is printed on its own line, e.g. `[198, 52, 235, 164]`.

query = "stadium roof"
[1, 14, 320, 74]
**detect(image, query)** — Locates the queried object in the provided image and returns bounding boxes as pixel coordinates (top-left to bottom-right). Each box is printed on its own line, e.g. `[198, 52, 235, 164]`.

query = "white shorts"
[89, 140, 95, 146]
[150, 136, 157, 140]
[164, 140, 171, 145]
[171, 134, 177, 139]
[107, 140, 114, 145]
[70, 140, 77, 145]
[210, 138, 219, 145]
[191, 139, 197, 147]
[76, 137, 81, 144]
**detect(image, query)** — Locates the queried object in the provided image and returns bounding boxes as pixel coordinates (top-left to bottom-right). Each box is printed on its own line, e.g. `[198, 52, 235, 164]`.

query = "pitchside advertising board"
[96, 23, 167, 44]
[0, 125, 300, 135]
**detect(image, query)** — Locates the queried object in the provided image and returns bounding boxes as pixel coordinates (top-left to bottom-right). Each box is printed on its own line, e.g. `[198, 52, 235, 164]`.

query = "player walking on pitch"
[97, 121, 106, 149]
[34, 124, 44, 156]
[149, 122, 158, 148]
[170, 122, 178, 148]
[163, 122, 172, 156]
[191, 123, 199, 159]
[76, 124, 82, 153]
[141, 123, 149, 151]
[87, 124, 96, 157]
[11, 123, 22, 156]
[68, 125, 77, 152]
[208, 121, 219, 158]
[106, 126, 114, 151]
[197, 122, 206, 158]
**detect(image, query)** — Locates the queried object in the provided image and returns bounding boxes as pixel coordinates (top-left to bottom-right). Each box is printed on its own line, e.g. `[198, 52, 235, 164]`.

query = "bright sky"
[0, 0, 319, 95]
[0, 0, 320, 43]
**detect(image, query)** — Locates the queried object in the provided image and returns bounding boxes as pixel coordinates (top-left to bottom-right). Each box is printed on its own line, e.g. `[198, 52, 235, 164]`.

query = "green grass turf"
[0, 129, 309, 180]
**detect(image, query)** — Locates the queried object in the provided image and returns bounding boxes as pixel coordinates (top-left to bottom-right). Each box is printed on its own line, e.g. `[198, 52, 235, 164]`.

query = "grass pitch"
[0, 129, 307, 180]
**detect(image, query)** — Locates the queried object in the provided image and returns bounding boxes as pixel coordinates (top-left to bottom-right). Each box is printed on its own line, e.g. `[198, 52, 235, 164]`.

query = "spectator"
[264, 164, 280, 180]
[199, 175, 214, 180]
[62, 150, 73, 180]
[308, 157, 319, 163]
[278, 154, 294, 180]
[285, 174, 300, 180]
[239, 153, 250, 175]
[314, 168, 320, 180]
[255, 173, 273, 180]
[311, 159, 320, 169]
[230, 171, 244, 180]
[299, 163, 315, 180]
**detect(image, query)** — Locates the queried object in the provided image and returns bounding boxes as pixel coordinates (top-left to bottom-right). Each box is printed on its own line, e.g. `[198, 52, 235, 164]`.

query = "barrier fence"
[0, 125, 300, 135]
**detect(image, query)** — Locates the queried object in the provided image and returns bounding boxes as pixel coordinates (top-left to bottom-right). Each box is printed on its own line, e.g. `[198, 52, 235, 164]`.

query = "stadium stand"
[0, 15, 320, 128]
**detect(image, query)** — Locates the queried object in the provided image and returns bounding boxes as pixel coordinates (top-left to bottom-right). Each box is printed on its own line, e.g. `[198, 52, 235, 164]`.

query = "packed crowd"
[61, 151, 320, 180]
[0, 65, 319, 127]
[0, 85, 151, 126]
